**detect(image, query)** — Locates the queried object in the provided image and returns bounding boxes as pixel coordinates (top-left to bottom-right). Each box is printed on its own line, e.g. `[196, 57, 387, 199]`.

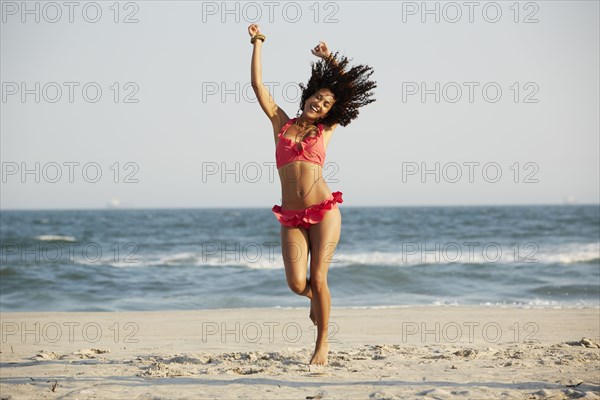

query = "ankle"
[316, 334, 329, 345]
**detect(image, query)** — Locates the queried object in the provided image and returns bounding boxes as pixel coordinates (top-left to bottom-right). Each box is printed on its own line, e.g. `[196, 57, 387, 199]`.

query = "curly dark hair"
[298, 51, 377, 127]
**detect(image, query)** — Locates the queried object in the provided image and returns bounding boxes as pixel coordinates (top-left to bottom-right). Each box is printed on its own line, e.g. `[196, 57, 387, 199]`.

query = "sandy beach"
[0, 306, 598, 399]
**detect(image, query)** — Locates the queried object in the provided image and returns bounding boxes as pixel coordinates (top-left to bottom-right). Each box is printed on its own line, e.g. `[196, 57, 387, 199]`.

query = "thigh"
[308, 206, 342, 277]
[281, 225, 310, 284]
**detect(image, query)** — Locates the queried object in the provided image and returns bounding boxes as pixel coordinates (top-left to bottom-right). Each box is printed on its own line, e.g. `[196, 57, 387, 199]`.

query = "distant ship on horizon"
[106, 198, 134, 209]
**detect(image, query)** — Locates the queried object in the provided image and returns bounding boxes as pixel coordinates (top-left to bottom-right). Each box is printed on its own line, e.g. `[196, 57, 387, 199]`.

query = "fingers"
[313, 40, 328, 52]
[248, 23, 261, 35]
[310, 40, 330, 57]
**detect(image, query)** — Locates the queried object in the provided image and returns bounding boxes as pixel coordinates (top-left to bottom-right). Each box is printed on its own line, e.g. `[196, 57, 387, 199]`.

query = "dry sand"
[0, 306, 598, 399]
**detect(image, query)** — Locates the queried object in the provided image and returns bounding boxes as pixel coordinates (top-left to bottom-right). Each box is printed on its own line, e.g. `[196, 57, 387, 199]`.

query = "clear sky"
[1, 0, 598, 209]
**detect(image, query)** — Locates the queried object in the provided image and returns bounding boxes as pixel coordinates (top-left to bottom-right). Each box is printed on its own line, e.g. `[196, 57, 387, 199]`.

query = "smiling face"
[303, 88, 336, 120]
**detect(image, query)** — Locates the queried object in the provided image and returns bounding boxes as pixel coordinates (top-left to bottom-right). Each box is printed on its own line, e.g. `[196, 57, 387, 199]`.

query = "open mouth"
[310, 105, 319, 113]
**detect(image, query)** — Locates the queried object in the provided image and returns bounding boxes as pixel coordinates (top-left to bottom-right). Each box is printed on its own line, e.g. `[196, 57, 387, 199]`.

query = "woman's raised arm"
[249, 24, 286, 124]
[311, 40, 340, 132]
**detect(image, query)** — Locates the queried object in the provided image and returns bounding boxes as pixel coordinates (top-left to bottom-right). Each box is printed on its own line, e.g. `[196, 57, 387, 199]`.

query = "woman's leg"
[308, 205, 342, 365]
[281, 224, 311, 297]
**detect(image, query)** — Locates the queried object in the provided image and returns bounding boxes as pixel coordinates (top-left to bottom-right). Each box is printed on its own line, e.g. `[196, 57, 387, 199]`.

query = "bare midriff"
[277, 161, 331, 210]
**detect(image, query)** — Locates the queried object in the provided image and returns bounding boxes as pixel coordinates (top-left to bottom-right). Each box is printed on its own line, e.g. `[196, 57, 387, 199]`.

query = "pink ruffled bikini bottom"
[272, 191, 343, 229]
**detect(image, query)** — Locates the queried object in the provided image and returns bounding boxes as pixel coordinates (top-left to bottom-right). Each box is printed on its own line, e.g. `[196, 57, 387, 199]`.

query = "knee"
[287, 279, 308, 296]
[310, 274, 328, 292]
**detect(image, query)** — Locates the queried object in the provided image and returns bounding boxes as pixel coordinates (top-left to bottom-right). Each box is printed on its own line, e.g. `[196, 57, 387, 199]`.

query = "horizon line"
[1, 202, 599, 212]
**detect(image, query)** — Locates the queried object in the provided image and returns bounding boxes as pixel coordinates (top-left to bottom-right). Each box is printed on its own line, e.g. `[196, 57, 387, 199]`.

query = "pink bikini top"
[276, 118, 326, 169]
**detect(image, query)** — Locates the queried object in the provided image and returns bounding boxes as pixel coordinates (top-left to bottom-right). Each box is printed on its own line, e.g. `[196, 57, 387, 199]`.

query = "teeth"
[311, 106, 318, 112]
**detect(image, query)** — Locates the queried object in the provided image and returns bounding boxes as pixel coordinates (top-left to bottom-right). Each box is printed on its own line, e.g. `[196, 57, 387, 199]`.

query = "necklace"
[295, 117, 315, 129]
[293, 118, 317, 142]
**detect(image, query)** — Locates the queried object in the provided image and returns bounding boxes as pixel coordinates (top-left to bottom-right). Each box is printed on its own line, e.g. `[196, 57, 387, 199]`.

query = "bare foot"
[309, 342, 329, 365]
[309, 299, 316, 325]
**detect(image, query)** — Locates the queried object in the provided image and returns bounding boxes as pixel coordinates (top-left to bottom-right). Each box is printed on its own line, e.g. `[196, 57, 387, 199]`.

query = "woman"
[248, 23, 376, 365]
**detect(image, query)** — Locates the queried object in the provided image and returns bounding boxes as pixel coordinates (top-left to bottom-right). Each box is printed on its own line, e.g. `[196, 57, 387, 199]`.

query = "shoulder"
[320, 122, 339, 149]
[271, 109, 292, 137]
[321, 122, 339, 136]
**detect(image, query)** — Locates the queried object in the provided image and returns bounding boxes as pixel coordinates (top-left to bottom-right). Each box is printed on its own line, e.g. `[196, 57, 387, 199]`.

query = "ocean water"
[1, 205, 598, 312]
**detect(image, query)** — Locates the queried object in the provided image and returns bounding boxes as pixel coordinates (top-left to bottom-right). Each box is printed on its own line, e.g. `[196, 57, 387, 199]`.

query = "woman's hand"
[311, 41, 331, 59]
[248, 23, 262, 37]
